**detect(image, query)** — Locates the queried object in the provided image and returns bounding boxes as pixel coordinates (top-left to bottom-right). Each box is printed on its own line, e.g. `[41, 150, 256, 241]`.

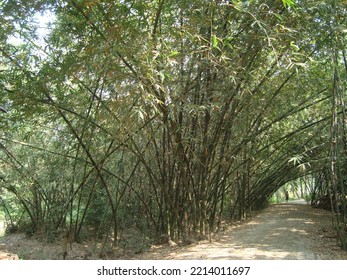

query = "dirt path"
[1, 200, 347, 260]
[140, 200, 347, 260]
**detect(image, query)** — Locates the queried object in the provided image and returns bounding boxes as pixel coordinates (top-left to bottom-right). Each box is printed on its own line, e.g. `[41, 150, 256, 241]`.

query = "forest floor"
[1, 199, 347, 260]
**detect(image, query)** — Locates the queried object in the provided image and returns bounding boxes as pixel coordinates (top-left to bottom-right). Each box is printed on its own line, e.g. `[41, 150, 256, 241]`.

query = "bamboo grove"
[0, 0, 347, 250]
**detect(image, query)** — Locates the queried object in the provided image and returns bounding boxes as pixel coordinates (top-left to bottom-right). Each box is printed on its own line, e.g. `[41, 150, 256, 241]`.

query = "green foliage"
[282, 0, 296, 8]
[0, 0, 347, 252]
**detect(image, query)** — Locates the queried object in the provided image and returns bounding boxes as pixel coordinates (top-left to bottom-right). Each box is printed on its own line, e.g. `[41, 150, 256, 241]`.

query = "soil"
[1, 200, 347, 260]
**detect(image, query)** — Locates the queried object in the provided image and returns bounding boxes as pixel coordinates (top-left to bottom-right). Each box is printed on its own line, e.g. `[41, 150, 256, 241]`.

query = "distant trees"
[0, 0, 346, 251]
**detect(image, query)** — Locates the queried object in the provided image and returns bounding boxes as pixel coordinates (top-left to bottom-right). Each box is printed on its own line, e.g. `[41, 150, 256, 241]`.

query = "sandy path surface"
[141, 200, 347, 260]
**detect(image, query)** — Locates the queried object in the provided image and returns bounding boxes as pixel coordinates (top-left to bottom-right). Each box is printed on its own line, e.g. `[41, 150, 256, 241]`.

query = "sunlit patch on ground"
[0, 221, 5, 238]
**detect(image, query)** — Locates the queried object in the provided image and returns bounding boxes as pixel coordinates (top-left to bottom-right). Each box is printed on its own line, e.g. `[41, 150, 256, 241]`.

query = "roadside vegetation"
[1, 0, 346, 256]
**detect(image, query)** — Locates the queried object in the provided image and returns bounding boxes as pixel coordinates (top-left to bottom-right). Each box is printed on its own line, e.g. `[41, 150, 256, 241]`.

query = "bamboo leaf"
[168, 51, 179, 57]
[282, 0, 296, 8]
[212, 34, 218, 48]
